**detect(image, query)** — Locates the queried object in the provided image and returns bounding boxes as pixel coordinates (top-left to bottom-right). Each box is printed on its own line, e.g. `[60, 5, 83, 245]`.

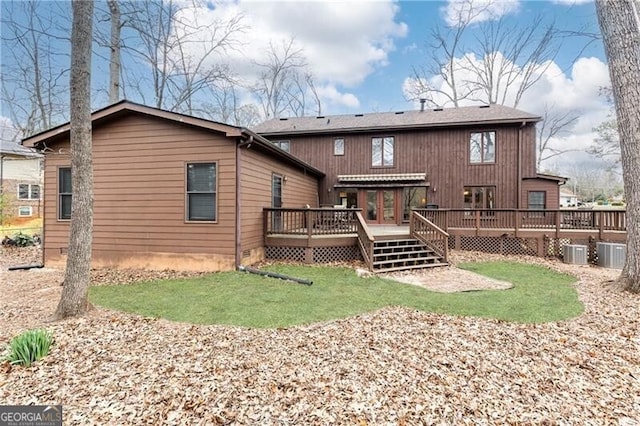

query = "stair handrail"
[410, 211, 449, 263]
[355, 211, 375, 271]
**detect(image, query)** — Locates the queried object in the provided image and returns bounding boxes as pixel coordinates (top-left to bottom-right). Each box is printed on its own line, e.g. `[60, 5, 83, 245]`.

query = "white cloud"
[442, 0, 520, 26]
[316, 85, 360, 110]
[168, 0, 407, 114]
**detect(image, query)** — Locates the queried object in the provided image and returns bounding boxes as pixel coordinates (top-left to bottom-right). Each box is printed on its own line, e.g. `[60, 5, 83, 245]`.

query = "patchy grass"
[90, 261, 581, 328]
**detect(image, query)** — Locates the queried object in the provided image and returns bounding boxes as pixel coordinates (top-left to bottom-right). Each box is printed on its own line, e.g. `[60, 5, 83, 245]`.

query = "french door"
[364, 190, 396, 224]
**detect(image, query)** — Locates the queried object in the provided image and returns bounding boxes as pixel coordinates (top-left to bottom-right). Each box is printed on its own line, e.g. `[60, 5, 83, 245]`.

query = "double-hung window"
[186, 163, 217, 222]
[58, 168, 72, 220]
[18, 183, 40, 200]
[469, 131, 496, 163]
[372, 136, 394, 167]
[334, 138, 345, 156]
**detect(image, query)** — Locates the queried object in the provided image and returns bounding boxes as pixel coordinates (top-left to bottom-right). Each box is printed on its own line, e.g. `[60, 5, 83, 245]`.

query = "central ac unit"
[597, 242, 626, 269]
[564, 244, 587, 265]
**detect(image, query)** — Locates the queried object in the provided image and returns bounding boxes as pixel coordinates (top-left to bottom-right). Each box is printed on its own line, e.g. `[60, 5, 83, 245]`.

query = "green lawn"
[89, 261, 581, 328]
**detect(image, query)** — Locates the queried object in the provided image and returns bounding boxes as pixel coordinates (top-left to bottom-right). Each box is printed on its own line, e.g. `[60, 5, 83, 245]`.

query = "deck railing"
[413, 208, 626, 234]
[410, 211, 449, 263]
[355, 211, 375, 270]
[264, 208, 360, 236]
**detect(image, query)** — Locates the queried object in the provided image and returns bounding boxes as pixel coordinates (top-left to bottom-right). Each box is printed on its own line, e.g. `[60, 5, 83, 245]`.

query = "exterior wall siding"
[239, 146, 319, 261]
[277, 122, 538, 209]
[42, 114, 238, 271]
[521, 179, 561, 209]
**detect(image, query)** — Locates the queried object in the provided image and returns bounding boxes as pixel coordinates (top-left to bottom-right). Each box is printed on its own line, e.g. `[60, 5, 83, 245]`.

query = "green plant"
[4, 329, 54, 366]
[12, 232, 35, 247]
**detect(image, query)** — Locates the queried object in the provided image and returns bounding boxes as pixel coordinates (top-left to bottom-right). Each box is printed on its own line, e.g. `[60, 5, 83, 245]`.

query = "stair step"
[373, 255, 442, 267]
[373, 250, 435, 262]
[375, 262, 449, 273]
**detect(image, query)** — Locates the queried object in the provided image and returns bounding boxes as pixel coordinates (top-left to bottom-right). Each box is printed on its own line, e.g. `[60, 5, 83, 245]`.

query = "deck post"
[598, 211, 604, 240]
[475, 210, 480, 236]
[514, 210, 520, 237]
[306, 209, 313, 238]
[555, 211, 561, 239]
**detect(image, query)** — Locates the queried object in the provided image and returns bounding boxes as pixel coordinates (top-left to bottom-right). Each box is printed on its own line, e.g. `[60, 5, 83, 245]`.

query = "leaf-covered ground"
[1, 247, 639, 425]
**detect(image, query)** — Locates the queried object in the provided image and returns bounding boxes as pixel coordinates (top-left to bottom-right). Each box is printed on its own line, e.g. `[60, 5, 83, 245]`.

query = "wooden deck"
[263, 207, 627, 266]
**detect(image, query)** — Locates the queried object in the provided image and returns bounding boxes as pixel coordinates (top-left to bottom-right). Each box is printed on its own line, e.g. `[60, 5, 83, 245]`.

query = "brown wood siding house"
[254, 105, 566, 224]
[23, 101, 323, 271]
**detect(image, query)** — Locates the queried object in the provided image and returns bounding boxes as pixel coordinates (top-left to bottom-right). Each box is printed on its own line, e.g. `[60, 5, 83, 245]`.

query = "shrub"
[12, 232, 35, 247]
[4, 329, 54, 367]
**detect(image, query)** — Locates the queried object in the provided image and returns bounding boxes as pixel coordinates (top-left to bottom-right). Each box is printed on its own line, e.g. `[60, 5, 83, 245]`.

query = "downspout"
[235, 138, 243, 269]
[517, 122, 525, 209]
[236, 135, 254, 269]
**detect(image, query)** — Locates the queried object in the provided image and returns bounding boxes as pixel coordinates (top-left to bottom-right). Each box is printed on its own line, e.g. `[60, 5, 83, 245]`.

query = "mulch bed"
[1, 246, 639, 425]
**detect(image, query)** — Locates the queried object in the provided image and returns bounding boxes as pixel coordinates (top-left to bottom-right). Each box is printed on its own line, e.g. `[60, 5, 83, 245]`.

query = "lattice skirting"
[265, 246, 362, 264]
[450, 235, 539, 256]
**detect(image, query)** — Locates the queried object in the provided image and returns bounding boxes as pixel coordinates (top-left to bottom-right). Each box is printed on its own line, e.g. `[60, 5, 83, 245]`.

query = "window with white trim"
[372, 136, 394, 167]
[469, 131, 496, 163]
[186, 162, 217, 222]
[18, 183, 40, 200]
[334, 138, 345, 156]
[18, 206, 33, 217]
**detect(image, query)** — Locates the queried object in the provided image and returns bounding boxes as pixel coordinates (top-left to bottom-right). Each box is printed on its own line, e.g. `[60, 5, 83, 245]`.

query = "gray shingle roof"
[253, 104, 541, 135]
[0, 140, 41, 157]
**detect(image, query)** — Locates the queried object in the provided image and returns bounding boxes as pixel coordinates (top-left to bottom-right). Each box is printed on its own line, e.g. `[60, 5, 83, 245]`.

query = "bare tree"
[252, 38, 321, 119]
[408, 0, 563, 109]
[55, 0, 94, 318]
[536, 104, 580, 170]
[596, 0, 640, 293]
[0, 0, 71, 138]
[124, 0, 245, 114]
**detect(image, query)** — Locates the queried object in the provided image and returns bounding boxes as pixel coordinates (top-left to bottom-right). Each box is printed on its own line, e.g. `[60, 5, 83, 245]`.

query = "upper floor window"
[58, 168, 72, 220]
[186, 162, 217, 222]
[470, 131, 495, 163]
[334, 138, 345, 156]
[18, 183, 40, 200]
[372, 136, 394, 167]
[272, 140, 290, 153]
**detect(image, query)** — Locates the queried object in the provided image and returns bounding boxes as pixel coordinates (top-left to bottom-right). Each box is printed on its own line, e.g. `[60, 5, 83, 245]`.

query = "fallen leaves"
[0, 248, 639, 424]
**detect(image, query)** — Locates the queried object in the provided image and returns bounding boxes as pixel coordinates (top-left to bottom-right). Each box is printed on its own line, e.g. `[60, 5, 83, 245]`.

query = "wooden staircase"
[372, 238, 448, 273]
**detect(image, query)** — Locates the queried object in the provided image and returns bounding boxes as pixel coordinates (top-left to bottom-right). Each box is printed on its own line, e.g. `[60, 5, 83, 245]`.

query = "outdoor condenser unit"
[564, 244, 588, 265]
[597, 242, 626, 269]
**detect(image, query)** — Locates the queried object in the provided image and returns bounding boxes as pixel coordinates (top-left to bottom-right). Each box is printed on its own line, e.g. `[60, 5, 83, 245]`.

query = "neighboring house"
[560, 188, 580, 208]
[23, 101, 323, 271]
[0, 140, 43, 223]
[254, 104, 566, 224]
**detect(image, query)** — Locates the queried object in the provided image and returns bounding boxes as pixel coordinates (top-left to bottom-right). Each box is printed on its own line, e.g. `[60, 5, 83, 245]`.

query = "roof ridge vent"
[395, 111, 404, 115]
[433, 108, 443, 112]
[316, 116, 325, 119]
[354, 113, 364, 117]
[279, 117, 288, 121]
[479, 105, 490, 109]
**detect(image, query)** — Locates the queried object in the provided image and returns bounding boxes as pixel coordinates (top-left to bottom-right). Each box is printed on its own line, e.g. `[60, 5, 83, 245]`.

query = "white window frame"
[17, 183, 40, 200]
[469, 131, 496, 164]
[18, 206, 33, 217]
[334, 138, 345, 156]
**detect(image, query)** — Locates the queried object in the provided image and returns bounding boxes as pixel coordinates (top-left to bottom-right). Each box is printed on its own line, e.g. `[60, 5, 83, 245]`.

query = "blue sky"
[1, 0, 612, 175]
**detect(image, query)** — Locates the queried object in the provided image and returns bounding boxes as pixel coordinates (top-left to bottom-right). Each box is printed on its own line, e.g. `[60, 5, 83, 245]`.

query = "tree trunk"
[55, 0, 95, 318]
[107, 0, 121, 104]
[596, 0, 640, 293]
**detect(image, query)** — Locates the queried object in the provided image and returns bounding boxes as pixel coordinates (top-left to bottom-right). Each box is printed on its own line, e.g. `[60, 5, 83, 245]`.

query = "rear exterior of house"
[23, 101, 322, 271]
[255, 104, 566, 225]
